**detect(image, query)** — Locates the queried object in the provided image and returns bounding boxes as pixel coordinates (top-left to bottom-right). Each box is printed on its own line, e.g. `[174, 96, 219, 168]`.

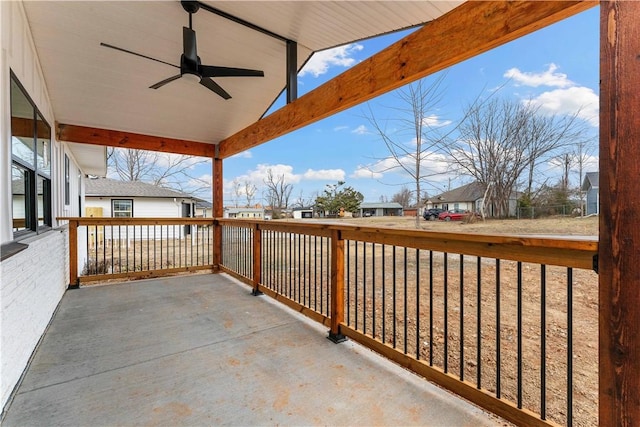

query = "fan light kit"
[100, 1, 264, 100]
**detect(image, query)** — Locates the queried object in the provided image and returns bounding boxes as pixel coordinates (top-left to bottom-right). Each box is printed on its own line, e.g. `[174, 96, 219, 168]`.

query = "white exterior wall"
[0, 229, 68, 410]
[0, 1, 87, 412]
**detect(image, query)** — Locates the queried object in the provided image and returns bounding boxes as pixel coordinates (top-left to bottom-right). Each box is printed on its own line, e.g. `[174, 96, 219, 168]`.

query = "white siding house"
[0, 1, 106, 412]
[85, 178, 198, 219]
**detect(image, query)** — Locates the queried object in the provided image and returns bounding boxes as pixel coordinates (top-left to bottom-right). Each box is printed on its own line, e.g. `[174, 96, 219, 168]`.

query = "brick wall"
[1, 227, 68, 410]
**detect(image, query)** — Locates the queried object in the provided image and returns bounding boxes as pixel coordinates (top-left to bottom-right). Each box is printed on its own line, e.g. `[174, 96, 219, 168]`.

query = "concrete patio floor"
[3, 273, 507, 426]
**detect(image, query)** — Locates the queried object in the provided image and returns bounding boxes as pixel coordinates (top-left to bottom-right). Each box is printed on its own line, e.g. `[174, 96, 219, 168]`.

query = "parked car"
[438, 209, 469, 221]
[423, 208, 445, 221]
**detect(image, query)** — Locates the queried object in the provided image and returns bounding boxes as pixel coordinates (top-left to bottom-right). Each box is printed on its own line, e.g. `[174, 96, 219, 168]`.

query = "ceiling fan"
[100, 0, 264, 100]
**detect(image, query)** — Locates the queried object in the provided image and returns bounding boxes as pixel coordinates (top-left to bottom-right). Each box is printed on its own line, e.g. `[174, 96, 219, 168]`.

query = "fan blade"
[150, 74, 182, 89]
[100, 43, 179, 69]
[183, 27, 197, 64]
[200, 78, 231, 100]
[200, 65, 264, 78]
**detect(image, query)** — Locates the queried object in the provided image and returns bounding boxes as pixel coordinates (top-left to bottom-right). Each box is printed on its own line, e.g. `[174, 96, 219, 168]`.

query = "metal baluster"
[404, 247, 408, 355]
[477, 256, 482, 389]
[373, 243, 376, 339]
[460, 254, 465, 380]
[392, 246, 397, 349]
[517, 261, 523, 409]
[429, 250, 434, 366]
[541, 264, 547, 420]
[444, 252, 448, 373]
[416, 248, 420, 360]
[567, 267, 574, 427]
[496, 258, 501, 398]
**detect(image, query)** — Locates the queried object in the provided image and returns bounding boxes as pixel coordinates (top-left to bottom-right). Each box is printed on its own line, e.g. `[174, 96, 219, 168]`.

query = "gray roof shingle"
[85, 178, 194, 199]
[431, 181, 486, 203]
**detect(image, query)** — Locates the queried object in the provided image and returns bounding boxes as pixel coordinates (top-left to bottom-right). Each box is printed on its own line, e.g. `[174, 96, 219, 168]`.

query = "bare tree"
[244, 181, 257, 207]
[444, 98, 587, 217]
[292, 189, 313, 209]
[573, 137, 597, 216]
[263, 168, 293, 218]
[108, 148, 209, 197]
[231, 178, 242, 208]
[365, 75, 449, 228]
[391, 186, 413, 208]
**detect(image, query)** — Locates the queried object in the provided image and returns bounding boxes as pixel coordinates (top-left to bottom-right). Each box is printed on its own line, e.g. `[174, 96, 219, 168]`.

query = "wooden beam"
[599, 1, 640, 425]
[218, 0, 596, 159]
[56, 123, 216, 157]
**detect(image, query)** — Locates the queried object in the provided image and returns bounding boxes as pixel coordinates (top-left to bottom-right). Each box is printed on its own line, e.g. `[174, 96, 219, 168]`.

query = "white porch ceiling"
[23, 1, 462, 146]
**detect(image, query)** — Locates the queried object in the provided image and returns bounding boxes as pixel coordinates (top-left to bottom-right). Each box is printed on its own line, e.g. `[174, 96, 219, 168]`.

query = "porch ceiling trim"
[56, 123, 217, 158]
[218, 0, 596, 159]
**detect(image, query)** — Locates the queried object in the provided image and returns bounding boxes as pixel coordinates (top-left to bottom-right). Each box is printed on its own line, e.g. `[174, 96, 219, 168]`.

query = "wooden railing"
[218, 219, 598, 427]
[61, 217, 216, 286]
[62, 217, 598, 426]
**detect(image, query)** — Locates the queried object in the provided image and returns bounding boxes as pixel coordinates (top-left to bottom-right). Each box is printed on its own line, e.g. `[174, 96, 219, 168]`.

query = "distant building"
[359, 202, 403, 217]
[581, 172, 599, 215]
[194, 199, 212, 218]
[223, 207, 265, 219]
[425, 181, 517, 217]
[292, 207, 314, 219]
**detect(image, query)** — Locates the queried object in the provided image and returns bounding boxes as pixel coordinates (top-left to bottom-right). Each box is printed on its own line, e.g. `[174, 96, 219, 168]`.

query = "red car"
[438, 209, 469, 221]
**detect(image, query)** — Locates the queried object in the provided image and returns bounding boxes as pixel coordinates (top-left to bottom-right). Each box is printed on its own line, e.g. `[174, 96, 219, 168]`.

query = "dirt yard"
[333, 214, 599, 236]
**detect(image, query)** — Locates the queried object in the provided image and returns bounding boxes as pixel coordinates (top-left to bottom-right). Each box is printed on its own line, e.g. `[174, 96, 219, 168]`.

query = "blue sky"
[193, 6, 600, 206]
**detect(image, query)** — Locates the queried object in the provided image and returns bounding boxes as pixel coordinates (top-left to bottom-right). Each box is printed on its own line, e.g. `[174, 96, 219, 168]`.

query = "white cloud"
[351, 166, 383, 180]
[525, 86, 599, 127]
[351, 125, 369, 135]
[422, 114, 452, 128]
[504, 63, 573, 88]
[302, 168, 345, 181]
[299, 43, 364, 77]
[230, 150, 252, 159]
[333, 125, 349, 132]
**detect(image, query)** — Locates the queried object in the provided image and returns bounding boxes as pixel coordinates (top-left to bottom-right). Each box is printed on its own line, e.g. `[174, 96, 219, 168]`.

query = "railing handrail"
[219, 219, 598, 270]
[59, 217, 597, 269]
[58, 217, 214, 226]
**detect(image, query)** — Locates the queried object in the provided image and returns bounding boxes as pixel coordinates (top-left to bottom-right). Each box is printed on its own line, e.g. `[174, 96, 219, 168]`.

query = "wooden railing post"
[68, 219, 79, 289]
[328, 229, 346, 343]
[212, 157, 223, 272]
[600, 1, 640, 425]
[251, 224, 263, 295]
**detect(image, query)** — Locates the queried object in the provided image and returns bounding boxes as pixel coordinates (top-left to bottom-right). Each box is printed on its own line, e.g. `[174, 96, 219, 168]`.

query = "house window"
[10, 72, 52, 236]
[112, 199, 133, 217]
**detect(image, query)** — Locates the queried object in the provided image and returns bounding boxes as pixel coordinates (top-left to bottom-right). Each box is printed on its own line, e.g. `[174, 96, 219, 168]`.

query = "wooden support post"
[252, 224, 263, 295]
[68, 220, 79, 289]
[600, 1, 640, 425]
[328, 229, 346, 343]
[212, 157, 223, 272]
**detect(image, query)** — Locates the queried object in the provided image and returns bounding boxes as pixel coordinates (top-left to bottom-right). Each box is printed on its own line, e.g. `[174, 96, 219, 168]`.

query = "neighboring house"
[195, 199, 212, 218]
[359, 202, 403, 217]
[581, 172, 599, 215]
[425, 181, 517, 217]
[85, 177, 198, 219]
[292, 207, 314, 219]
[223, 207, 265, 219]
[84, 178, 200, 248]
[1, 4, 107, 410]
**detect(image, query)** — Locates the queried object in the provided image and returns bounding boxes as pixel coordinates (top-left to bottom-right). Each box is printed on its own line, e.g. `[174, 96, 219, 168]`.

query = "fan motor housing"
[181, 1, 199, 14]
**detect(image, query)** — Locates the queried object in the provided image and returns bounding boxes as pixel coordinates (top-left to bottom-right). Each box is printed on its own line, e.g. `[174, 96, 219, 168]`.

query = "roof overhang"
[24, 1, 463, 147]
